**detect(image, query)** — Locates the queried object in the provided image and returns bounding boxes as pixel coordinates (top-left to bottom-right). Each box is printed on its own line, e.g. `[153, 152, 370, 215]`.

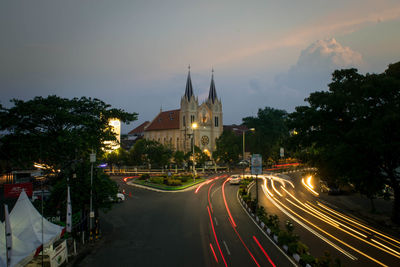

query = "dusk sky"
[1, 0, 399, 133]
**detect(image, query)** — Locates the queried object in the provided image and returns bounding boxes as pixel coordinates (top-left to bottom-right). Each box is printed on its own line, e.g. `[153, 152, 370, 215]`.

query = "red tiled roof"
[128, 121, 150, 135]
[145, 109, 180, 131]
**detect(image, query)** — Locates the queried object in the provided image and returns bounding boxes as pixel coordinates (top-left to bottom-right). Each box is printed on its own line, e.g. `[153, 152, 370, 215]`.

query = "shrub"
[140, 174, 150, 180]
[296, 241, 309, 255]
[266, 214, 280, 232]
[300, 253, 316, 266]
[166, 179, 182, 186]
[180, 176, 189, 183]
[149, 177, 164, 184]
[256, 205, 267, 222]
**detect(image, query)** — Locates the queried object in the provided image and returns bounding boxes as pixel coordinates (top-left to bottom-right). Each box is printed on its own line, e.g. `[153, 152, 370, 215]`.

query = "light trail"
[195, 175, 224, 194]
[230, 222, 260, 267]
[307, 201, 372, 236]
[262, 178, 391, 266]
[208, 182, 215, 213]
[253, 236, 276, 267]
[210, 243, 218, 263]
[317, 202, 400, 246]
[261, 178, 358, 260]
[207, 206, 228, 267]
[301, 176, 319, 196]
[270, 180, 283, 197]
[282, 183, 400, 258]
[222, 178, 237, 228]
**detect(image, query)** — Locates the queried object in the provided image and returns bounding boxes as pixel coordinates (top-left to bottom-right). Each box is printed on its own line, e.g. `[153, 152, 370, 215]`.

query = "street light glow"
[192, 122, 198, 129]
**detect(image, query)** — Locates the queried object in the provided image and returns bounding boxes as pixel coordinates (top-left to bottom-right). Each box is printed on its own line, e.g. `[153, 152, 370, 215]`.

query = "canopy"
[0, 190, 64, 267]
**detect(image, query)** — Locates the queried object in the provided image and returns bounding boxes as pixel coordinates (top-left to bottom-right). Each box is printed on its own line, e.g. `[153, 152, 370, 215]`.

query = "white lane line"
[214, 216, 218, 226]
[223, 240, 231, 255]
[211, 186, 221, 198]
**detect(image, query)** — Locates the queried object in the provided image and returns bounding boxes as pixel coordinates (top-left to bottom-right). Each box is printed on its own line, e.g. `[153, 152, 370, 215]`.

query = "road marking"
[223, 240, 231, 255]
[211, 186, 221, 198]
[214, 217, 218, 226]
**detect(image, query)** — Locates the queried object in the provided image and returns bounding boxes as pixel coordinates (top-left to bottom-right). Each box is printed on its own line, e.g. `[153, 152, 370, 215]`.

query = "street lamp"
[234, 127, 255, 177]
[191, 122, 198, 181]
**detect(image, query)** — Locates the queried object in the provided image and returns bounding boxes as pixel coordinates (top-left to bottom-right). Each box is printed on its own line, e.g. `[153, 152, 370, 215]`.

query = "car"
[109, 192, 125, 203]
[116, 192, 125, 202]
[229, 175, 241, 185]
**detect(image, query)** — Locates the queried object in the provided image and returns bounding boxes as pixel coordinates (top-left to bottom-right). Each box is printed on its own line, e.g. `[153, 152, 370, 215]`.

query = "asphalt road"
[253, 172, 400, 267]
[78, 175, 295, 267]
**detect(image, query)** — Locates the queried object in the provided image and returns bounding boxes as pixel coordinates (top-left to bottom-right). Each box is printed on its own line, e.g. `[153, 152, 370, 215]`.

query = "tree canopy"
[213, 130, 241, 165]
[288, 62, 400, 223]
[0, 95, 137, 216]
[243, 107, 289, 162]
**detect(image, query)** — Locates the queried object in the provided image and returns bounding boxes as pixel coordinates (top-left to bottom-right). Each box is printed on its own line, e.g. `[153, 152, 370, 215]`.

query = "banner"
[4, 182, 33, 198]
[66, 186, 72, 233]
[49, 240, 67, 267]
[4, 204, 12, 267]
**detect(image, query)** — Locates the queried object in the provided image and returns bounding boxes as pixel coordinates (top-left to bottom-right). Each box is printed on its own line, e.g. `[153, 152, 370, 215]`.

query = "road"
[78, 175, 295, 266]
[253, 172, 400, 267]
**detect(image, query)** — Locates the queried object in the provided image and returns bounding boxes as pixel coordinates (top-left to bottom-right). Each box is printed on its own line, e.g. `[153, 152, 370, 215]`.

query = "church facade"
[140, 68, 223, 156]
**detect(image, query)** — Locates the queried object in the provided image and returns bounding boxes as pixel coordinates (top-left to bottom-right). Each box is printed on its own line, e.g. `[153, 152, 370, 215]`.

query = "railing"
[104, 166, 230, 176]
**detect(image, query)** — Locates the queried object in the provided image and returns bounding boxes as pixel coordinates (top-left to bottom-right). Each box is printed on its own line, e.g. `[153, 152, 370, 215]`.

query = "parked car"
[229, 175, 241, 185]
[109, 192, 125, 203]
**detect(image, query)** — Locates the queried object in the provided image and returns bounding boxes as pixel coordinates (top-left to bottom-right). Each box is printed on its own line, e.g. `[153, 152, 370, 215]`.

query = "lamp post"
[191, 122, 198, 181]
[234, 127, 255, 177]
[89, 151, 96, 241]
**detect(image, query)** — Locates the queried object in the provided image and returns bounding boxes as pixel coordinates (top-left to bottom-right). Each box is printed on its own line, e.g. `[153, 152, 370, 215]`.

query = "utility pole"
[89, 151, 96, 241]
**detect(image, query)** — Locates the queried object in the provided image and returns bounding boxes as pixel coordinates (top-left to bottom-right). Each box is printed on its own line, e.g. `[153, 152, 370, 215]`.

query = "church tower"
[180, 66, 198, 152]
[197, 69, 223, 155]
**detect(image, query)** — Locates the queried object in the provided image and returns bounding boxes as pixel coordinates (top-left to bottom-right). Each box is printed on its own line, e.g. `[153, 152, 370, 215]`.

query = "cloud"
[273, 38, 363, 109]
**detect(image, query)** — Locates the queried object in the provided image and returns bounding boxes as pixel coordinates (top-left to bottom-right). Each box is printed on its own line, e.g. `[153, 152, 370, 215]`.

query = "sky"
[1, 0, 400, 133]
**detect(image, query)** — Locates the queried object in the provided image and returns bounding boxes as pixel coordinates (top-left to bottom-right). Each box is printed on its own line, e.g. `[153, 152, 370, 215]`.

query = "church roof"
[208, 70, 218, 104]
[145, 109, 180, 131]
[128, 121, 150, 135]
[184, 67, 194, 101]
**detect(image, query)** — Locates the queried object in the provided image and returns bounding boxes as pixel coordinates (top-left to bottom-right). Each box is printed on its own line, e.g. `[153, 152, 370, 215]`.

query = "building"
[131, 68, 223, 157]
[104, 118, 121, 152]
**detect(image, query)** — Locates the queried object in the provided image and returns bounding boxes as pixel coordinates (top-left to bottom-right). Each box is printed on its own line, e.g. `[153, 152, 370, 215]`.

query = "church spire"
[208, 68, 217, 104]
[184, 65, 194, 101]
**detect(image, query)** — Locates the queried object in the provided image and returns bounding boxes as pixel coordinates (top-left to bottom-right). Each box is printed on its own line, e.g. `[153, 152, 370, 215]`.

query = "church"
[130, 68, 223, 157]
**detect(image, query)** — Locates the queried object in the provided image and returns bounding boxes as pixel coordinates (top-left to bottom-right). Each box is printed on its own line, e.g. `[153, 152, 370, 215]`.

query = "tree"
[213, 130, 241, 165]
[289, 62, 400, 223]
[173, 151, 185, 167]
[242, 107, 289, 162]
[0, 95, 137, 215]
[104, 147, 129, 171]
[127, 139, 173, 168]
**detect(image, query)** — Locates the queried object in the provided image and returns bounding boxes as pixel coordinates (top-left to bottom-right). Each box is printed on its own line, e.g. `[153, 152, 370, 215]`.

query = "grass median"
[130, 177, 206, 191]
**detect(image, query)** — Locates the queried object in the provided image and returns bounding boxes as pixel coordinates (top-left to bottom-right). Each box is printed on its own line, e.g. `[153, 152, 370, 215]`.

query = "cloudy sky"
[1, 0, 399, 133]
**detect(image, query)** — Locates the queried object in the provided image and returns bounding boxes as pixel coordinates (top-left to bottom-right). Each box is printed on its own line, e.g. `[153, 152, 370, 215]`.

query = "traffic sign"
[251, 154, 262, 175]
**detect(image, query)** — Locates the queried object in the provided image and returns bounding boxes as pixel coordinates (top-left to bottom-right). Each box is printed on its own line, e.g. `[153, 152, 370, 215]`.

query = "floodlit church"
[130, 68, 223, 156]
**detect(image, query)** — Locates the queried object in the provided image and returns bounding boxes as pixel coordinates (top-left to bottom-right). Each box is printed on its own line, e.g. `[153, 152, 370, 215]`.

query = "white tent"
[0, 190, 64, 267]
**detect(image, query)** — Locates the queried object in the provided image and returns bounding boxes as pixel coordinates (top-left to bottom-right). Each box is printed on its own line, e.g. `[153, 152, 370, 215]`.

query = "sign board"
[4, 182, 33, 198]
[280, 147, 284, 158]
[49, 240, 67, 267]
[251, 154, 262, 175]
[90, 153, 96, 163]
